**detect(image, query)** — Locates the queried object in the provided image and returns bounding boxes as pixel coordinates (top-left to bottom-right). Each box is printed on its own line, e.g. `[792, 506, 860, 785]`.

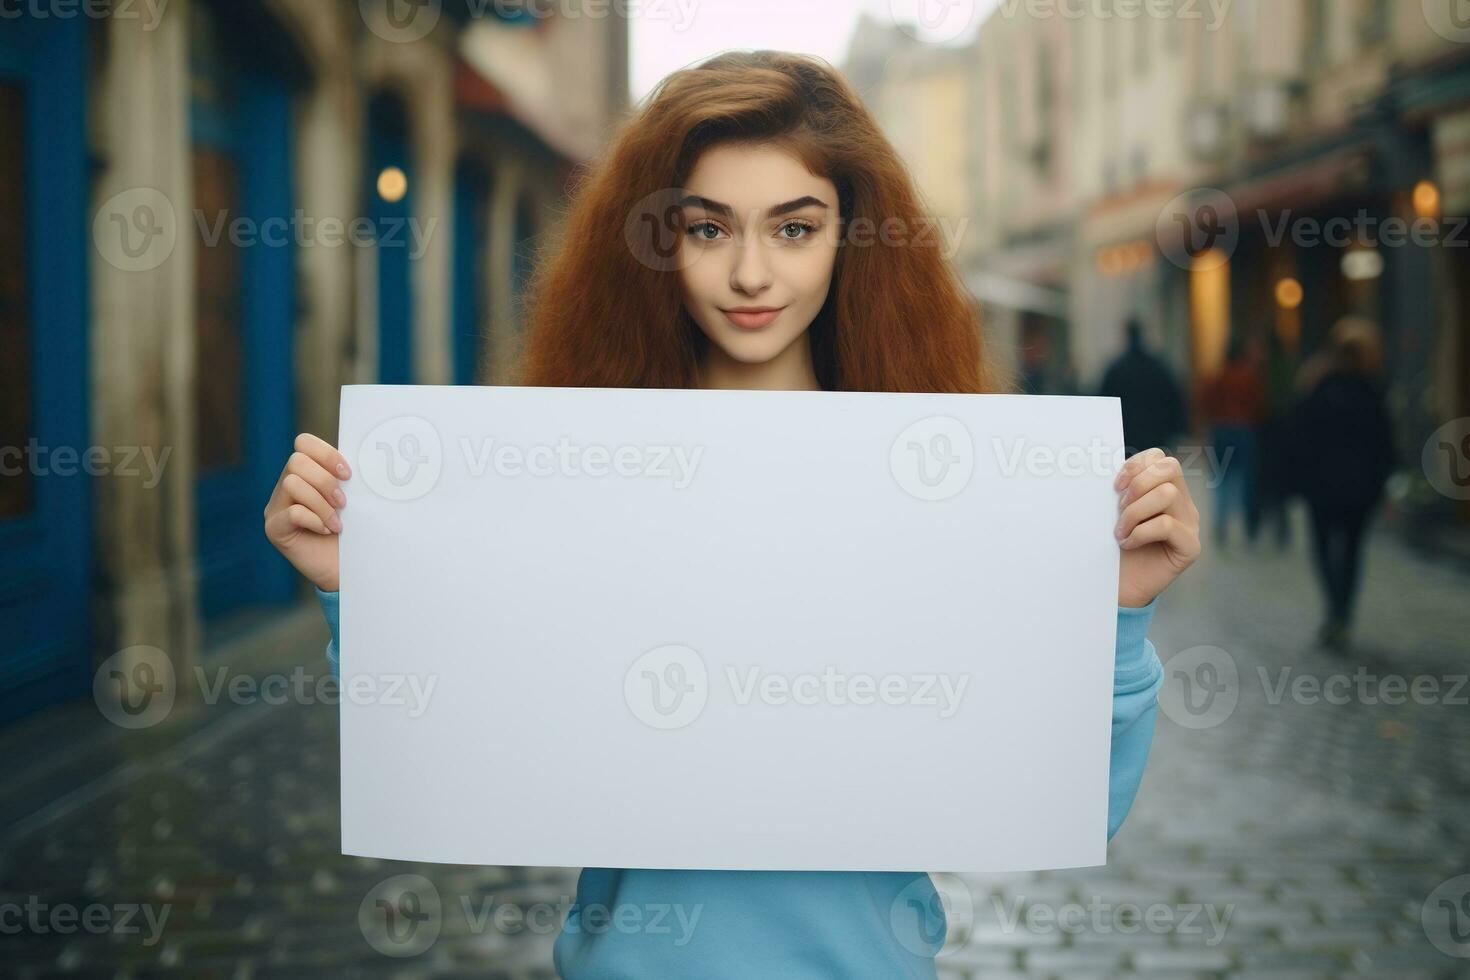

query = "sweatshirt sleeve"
[314, 586, 340, 680]
[1108, 599, 1164, 840]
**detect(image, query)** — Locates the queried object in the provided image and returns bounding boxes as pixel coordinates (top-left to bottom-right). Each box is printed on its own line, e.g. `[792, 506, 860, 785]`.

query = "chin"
[709, 329, 799, 365]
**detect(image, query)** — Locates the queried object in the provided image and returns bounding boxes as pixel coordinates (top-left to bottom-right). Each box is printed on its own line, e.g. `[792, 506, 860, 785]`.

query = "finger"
[1120, 455, 1183, 508]
[286, 451, 346, 509]
[1120, 513, 1196, 552]
[1114, 447, 1167, 490]
[285, 502, 333, 536]
[282, 473, 341, 532]
[1116, 482, 1179, 539]
[294, 432, 351, 480]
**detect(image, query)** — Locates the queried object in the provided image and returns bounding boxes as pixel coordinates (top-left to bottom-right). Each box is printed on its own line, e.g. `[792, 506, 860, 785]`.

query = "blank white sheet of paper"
[337, 384, 1124, 873]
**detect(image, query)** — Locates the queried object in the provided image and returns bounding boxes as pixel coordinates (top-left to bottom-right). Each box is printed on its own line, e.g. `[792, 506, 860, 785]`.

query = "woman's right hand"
[263, 433, 351, 593]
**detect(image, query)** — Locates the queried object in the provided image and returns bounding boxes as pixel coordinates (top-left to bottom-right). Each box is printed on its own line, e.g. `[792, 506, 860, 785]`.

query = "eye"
[686, 220, 726, 241]
[778, 220, 817, 241]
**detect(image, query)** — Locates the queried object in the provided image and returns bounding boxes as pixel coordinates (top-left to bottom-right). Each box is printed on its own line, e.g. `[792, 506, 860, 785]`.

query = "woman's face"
[676, 142, 839, 371]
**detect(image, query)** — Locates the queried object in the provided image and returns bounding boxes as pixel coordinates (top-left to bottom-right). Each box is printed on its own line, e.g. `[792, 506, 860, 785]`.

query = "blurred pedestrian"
[1099, 319, 1187, 456]
[1200, 337, 1267, 547]
[1256, 331, 1298, 549]
[1289, 317, 1396, 651]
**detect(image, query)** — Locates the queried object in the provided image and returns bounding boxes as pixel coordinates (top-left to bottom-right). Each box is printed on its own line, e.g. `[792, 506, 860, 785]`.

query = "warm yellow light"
[377, 166, 408, 204]
[1275, 277, 1303, 310]
[1412, 180, 1440, 219]
[1189, 250, 1230, 379]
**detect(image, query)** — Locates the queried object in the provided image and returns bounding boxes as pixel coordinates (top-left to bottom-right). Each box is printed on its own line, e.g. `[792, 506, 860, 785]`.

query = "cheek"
[783, 246, 838, 304]
[677, 255, 718, 305]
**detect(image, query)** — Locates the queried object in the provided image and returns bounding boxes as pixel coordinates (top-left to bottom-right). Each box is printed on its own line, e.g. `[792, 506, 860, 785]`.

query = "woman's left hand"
[1114, 447, 1202, 608]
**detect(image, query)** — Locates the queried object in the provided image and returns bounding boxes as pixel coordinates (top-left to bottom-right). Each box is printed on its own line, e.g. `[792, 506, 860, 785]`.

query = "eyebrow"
[676, 194, 830, 219]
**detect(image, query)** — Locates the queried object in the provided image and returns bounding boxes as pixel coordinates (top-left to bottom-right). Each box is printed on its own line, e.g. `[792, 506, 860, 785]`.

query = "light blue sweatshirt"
[314, 586, 1163, 978]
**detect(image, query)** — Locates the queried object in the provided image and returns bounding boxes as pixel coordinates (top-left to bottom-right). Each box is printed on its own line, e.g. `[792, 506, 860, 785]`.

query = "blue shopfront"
[0, 16, 92, 724]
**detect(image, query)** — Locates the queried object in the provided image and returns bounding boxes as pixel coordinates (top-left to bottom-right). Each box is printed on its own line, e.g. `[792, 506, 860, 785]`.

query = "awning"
[1226, 145, 1375, 215]
[456, 20, 602, 163]
[964, 271, 1068, 318]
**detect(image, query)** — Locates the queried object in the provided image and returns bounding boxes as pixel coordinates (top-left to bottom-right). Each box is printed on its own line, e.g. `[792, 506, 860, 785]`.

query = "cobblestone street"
[939, 498, 1470, 980]
[3, 500, 1468, 978]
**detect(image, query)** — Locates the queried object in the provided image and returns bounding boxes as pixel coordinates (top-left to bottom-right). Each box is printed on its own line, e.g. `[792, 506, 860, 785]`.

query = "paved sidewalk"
[933, 502, 1470, 979]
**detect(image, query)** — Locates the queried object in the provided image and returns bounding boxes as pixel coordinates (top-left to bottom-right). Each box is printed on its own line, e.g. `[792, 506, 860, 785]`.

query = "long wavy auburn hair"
[517, 50, 1004, 394]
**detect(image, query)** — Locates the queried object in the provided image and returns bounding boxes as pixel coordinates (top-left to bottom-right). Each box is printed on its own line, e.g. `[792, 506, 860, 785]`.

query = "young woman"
[263, 50, 1201, 978]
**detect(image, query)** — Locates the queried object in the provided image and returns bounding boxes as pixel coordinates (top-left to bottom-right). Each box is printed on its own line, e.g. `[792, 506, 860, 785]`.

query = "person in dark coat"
[1290, 317, 1396, 651]
[1099, 319, 1187, 457]
[1256, 331, 1299, 549]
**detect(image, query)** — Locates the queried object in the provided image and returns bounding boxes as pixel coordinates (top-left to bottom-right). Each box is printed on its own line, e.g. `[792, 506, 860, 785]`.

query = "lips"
[721, 306, 786, 330]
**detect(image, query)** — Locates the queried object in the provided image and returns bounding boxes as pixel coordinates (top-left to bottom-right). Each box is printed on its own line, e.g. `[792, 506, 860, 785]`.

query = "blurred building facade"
[857, 1, 1470, 531]
[0, 0, 628, 723]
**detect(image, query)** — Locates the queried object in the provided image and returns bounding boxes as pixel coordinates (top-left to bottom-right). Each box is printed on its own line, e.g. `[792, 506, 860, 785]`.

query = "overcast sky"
[628, 0, 994, 103]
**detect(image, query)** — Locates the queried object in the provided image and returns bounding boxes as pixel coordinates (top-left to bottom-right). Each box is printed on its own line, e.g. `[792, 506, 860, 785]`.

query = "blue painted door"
[453, 161, 491, 385]
[368, 93, 414, 384]
[189, 9, 298, 620]
[0, 17, 92, 724]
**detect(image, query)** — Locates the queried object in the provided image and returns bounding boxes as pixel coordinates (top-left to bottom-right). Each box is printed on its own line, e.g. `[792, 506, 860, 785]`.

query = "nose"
[729, 235, 772, 296]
